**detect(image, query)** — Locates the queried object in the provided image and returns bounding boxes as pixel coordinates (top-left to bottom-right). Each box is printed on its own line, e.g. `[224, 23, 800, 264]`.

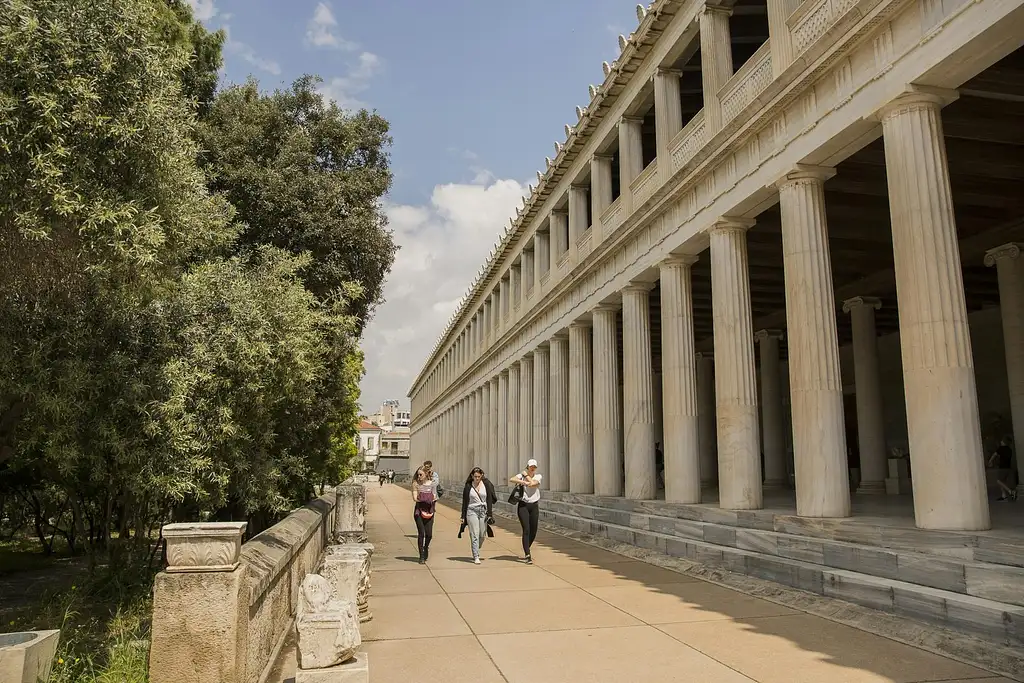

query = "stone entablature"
[411, 0, 992, 432]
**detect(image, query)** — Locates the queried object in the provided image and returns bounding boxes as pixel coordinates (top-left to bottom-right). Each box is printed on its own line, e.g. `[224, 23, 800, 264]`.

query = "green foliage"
[199, 75, 397, 329]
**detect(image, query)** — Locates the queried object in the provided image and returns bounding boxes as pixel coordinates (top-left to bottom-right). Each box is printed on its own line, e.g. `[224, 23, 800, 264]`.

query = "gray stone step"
[492, 499, 1024, 649]
[533, 496, 1024, 608]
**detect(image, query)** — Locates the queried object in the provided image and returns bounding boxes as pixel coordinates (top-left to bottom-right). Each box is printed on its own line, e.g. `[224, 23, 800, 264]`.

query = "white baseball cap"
[527, 459, 538, 467]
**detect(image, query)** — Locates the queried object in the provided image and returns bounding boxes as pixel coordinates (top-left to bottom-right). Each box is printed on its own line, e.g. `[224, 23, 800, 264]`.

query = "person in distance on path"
[411, 466, 437, 563]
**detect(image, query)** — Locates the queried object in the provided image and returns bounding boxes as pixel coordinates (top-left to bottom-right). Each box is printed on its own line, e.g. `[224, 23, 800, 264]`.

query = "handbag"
[507, 473, 526, 504]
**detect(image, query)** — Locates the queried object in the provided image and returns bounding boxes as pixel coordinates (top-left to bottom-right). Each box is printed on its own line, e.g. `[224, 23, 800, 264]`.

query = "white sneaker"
[474, 557, 481, 564]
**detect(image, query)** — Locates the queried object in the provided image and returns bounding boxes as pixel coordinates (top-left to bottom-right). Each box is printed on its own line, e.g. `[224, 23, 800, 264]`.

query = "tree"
[199, 76, 397, 329]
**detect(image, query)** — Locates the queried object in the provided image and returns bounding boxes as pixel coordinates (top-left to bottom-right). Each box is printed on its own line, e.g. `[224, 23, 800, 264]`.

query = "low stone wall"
[150, 490, 338, 683]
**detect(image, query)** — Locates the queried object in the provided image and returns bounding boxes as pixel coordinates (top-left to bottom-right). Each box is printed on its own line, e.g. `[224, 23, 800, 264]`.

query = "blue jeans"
[466, 505, 487, 559]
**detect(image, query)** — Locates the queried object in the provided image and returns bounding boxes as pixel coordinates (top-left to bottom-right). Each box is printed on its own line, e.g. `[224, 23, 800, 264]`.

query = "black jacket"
[461, 478, 497, 521]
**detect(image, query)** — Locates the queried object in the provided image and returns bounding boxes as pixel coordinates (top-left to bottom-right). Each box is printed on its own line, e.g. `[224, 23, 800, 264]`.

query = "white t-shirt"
[469, 481, 487, 507]
[514, 472, 542, 503]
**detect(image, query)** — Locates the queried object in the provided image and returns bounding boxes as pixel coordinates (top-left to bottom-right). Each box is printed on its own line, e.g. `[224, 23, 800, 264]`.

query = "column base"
[856, 480, 887, 495]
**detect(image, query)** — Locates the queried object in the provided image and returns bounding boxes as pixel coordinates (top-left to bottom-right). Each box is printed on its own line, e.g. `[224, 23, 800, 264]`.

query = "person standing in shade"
[460, 467, 496, 564]
[411, 466, 437, 563]
[509, 459, 542, 564]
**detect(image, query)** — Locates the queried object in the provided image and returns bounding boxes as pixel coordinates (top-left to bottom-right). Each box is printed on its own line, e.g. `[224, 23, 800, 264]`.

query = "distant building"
[376, 426, 411, 475]
[356, 420, 382, 470]
[366, 400, 410, 431]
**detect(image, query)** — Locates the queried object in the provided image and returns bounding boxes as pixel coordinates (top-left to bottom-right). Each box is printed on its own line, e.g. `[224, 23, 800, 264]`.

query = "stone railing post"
[334, 483, 367, 543]
[149, 522, 248, 683]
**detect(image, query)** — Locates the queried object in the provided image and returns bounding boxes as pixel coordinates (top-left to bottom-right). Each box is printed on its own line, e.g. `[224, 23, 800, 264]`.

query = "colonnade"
[416, 89, 1023, 532]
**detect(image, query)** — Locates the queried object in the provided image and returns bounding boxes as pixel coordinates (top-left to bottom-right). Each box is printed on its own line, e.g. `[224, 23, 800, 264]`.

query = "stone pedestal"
[880, 87, 989, 531]
[885, 457, 912, 495]
[322, 544, 373, 623]
[296, 652, 369, 683]
[593, 304, 624, 497]
[0, 630, 59, 683]
[660, 256, 701, 503]
[569, 321, 595, 493]
[334, 484, 367, 543]
[149, 522, 249, 683]
[296, 575, 360, 671]
[710, 219, 762, 510]
[549, 333, 571, 491]
[777, 166, 850, 518]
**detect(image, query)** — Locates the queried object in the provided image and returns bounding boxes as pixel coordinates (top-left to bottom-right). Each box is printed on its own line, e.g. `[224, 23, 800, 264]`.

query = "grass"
[2, 535, 155, 682]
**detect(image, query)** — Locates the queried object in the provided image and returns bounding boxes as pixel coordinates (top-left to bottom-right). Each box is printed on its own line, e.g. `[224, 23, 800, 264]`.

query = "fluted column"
[767, 0, 800, 77]
[623, 285, 657, 499]
[593, 304, 623, 496]
[778, 167, 850, 517]
[569, 321, 594, 494]
[986, 243, 1024, 493]
[480, 382, 491, 477]
[618, 116, 644, 210]
[535, 232, 550, 289]
[499, 278, 509, 330]
[496, 371, 508, 479]
[551, 210, 569, 266]
[520, 354, 534, 464]
[880, 87, 988, 530]
[661, 256, 701, 503]
[488, 377, 499, 479]
[843, 297, 887, 494]
[699, 4, 733, 133]
[533, 345, 551, 476]
[591, 154, 614, 221]
[569, 184, 590, 260]
[697, 352, 718, 486]
[755, 330, 787, 489]
[507, 363, 521, 476]
[710, 218, 762, 510]
[549, 333, 570, 491]
[654, 68, 683, 166]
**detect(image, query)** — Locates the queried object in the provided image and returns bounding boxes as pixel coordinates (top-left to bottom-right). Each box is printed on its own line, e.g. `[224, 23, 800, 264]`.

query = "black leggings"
[517, 501, 539, 556]
[414, 511, 434, 554]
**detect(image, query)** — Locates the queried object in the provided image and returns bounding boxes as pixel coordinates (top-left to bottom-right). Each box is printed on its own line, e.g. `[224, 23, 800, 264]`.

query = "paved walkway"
[353, 484, 1008, 683]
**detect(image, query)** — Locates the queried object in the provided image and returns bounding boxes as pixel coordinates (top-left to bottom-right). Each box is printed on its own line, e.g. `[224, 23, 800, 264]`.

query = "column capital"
[661, 253, 700, 268]
[702, 2, 734, 17]
[654, 66, 683, 79]
[754, 329, 785, 343]
[569, 319, 593, 329]
[592, 152, 615, 162]
[550, 207, 568, 217]
[550, 330, 569, 341]
[623, 281, 656, 294]
[592, 302, 620, 314]
[709, 216, 756, 234]
[569, 182, 590, 193]
[620, 114, 645, 125]
[842, 296, 882, 313]
[873, 84, 959, 121]
[984, 242, 1022, 267]
[776, 164, 836, 189]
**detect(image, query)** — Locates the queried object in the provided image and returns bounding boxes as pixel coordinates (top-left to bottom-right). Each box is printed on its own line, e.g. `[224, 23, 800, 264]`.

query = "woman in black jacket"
[460, 467, 496, 564]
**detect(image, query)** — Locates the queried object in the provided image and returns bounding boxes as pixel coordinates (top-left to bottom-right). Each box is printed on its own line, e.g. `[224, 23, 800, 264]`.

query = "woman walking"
[411, 466, 437, 563]
[460, 467, 496, 564]
[509, 459, 542, 564]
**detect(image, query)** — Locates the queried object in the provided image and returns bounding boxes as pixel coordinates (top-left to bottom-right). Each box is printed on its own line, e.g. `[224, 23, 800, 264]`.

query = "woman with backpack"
[508, 459, 542, 564]
[411, 466, 437, 563]
[459, 467, 496, 564]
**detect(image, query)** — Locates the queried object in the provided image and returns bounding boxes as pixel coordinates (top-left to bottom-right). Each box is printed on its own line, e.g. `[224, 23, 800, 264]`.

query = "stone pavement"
[274, 483, 1013, 683]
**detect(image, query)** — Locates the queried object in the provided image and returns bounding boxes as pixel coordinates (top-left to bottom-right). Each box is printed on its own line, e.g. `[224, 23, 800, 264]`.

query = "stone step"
[492, 499, 1024, 649]
[531, 489, 1024, 569]
[533, 496, 1024, 607]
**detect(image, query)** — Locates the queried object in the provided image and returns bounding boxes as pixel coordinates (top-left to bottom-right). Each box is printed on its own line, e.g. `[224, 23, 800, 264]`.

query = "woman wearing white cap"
[508, 459, 542, 564]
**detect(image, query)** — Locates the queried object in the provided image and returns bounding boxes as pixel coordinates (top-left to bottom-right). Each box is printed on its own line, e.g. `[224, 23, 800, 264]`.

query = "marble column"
[661, 256, 701, 503]
[520, 353, 534, 465]
[507, 363, 521, 476]
[618, 116, 644, 205]
[654, 68, 683, 164]
[480, 382, 491, 477]
[551, 210, 569, 266]
[523, 249, 535, 299]
[592, 154, 614, 220]
[533, 345, 551, 476]
[535, 232, 550, 288]
[755, 330, 787, 489]
[778, 166, 851, 518]
[499, 277, 509, 329]
[496, 371, 508, 480]
[569, 321, 595, 494]
[710, 219, 762, 510]
[489, 377, 499, 479]
[569, 184, 590, 254]
[549, 333, 571, 491]
[880, 87, 988, 530]
[699, 4, 734, 133]
[985, 243, 1024, 492]
[767, 0, 800, 77]
[592, 304, 624, 497]
[623, 284, 657, 500]
[842, 297, 887, 494]
[697, 352, 718, 486]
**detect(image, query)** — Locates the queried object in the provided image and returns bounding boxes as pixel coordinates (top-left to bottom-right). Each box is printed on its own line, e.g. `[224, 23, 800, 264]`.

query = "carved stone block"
[295, 651, 369, 683]
[162, 522, 247, 573]
[334, 484, 367, 543]
[296, 575, 361, 670]
[322, 545, 372, 622]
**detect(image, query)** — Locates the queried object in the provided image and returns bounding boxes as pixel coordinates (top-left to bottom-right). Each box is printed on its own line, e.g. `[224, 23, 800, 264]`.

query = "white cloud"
[186, 0, 218, 21]
[223, 25, 281, 76]
[318, 52, 382, 110]
[306, 2, 358, 49]
[359, 175, 529, 413]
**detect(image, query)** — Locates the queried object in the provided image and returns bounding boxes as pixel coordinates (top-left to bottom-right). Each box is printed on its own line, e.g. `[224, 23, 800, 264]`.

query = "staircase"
[494, 490, 1024, 648]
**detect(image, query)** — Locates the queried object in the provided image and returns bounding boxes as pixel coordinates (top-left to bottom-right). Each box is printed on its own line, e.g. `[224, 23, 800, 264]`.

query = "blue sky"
[188, 0, 644, 413]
